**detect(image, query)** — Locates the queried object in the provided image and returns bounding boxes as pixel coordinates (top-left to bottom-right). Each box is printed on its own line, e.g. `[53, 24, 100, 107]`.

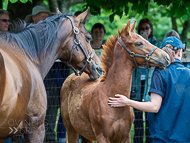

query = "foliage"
[70, 2, 171, 41]
[85, 0, 190, 22]
[9, 0, 32, 3]
[4, 0, 190, 44]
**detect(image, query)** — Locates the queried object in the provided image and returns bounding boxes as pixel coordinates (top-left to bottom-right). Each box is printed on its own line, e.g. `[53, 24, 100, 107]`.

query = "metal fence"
[7, 58, 190, 143]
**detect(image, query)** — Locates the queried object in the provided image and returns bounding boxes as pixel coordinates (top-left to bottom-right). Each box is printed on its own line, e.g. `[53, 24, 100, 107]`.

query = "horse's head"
[118, 20, 170, 69]
[57, 8, 103, 80]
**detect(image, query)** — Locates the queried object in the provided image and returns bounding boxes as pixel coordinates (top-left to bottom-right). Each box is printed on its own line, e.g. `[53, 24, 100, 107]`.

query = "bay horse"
[60, 20, 171, 143]
[0, 8, 102, 142]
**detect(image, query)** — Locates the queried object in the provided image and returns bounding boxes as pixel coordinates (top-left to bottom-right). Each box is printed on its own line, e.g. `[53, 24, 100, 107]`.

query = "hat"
[161, 36, 183, 51]
[25, 2, 52, 23]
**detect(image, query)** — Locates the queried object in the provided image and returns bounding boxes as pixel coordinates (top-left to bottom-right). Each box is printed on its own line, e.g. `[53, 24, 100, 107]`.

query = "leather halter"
[65, 16, 95, 76]
[117, 37, 157, 69]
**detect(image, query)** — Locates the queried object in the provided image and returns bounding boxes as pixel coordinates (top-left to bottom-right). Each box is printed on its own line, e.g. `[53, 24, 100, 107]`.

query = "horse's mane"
[98, 35, 117, 82]
[0, 13, 74, 63]
[99, 26, 126, 82]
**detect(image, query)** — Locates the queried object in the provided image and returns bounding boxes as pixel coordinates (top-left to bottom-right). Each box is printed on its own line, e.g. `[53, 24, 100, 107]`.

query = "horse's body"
[60, 20, 170, 143]
[0, 8, 102, 142]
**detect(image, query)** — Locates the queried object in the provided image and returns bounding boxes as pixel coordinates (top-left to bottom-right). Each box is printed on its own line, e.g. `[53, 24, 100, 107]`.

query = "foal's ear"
[75, 7, 90, 23]
[56, 8, 62, 14]
[130, 20, 136, 32]
[124, 20, 131, 35]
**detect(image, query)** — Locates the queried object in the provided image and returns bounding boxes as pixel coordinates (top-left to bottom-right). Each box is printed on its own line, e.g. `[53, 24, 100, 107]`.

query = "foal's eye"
[86, 36, 91, 42]
[135, 42, 143, 47]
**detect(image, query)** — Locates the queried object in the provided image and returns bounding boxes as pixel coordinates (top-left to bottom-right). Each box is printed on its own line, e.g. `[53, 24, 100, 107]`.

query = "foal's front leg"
[67, 128, 80, 143]
[81, 136, 94, 143]
[96, 134, 108, 143]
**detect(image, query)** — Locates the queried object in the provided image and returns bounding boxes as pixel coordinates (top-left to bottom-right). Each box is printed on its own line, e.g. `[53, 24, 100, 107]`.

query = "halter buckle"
[74, 39, 80, 45]
[87, 56, 92, 63]
[145, 54, 150, 60]
[73, 26, 79, 34]
[77, 71, 81, 76]
[130, 52, 135, 57]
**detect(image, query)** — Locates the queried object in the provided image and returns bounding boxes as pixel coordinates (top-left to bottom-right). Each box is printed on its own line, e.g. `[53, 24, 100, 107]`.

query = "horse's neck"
[38, 52, 58, 79]
[103, 49, 134, 98]
[37, 21, 72, 79]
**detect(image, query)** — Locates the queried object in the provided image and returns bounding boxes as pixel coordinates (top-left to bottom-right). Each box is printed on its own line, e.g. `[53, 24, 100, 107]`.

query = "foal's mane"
[99, 26, 125, 82]
[0, 13, 74, 63]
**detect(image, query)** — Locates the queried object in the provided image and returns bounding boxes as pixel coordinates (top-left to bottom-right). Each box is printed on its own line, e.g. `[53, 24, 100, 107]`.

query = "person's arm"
[108, 92, 162, 113]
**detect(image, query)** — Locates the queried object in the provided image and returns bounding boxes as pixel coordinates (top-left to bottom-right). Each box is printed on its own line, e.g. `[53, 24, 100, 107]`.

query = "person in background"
[165, 30, 189, 69]
[90, 23, 106, 59]
[164, 29, 180, 39]
[0, 9, 9, 32]
[108, 36, 190, 143]
[25, 2, 51, 24]
[130, 18, 161, 143]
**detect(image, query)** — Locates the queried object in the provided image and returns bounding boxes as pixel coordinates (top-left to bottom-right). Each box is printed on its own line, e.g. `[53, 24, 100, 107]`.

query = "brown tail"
[0, 52, 5, 112]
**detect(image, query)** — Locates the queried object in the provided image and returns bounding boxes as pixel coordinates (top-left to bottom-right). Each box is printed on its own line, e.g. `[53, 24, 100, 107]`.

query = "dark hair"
[0, 9, 9, 17]
[137, 18, 153, 38]
[91, 23, 106, 34]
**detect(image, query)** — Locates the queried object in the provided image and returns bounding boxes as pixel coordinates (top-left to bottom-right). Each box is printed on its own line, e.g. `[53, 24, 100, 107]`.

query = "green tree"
[2, 0, 190, 43]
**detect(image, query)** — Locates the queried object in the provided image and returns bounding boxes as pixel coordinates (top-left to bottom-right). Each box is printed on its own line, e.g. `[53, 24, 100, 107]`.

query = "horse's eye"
[135, 42, 143, 47]
[86, 36, 91, 42]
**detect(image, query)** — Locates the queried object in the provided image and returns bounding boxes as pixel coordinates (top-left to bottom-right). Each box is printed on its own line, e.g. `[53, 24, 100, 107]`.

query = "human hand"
[108, 94, 129, 107]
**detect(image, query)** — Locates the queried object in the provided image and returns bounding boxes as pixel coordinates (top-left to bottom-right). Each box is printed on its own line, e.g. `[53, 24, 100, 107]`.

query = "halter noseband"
[117, 37, 157, 69]
[65, 16, 95, 76]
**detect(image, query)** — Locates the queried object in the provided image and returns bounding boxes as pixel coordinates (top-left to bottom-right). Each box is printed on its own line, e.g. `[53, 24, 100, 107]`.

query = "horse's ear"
[130, 20, 136, 32]
[56, 8, 62, 14]
[75, 7, 90, 23]
[124, 20, 131, 35]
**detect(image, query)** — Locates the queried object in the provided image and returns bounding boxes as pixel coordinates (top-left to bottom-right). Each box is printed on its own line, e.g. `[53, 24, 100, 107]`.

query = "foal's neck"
[104, 55, 134, 98]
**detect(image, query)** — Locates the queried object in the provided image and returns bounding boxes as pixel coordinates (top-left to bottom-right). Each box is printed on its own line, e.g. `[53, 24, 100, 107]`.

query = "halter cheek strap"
[64, 16, 95, 76]
[117, 37, 157, 69]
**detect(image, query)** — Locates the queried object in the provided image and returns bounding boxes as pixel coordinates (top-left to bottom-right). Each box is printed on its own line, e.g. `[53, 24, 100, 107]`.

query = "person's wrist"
[126, 98, 131, 106]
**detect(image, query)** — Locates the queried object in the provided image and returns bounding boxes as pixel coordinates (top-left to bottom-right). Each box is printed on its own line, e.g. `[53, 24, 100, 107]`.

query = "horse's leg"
[81, 136, 94, 143]
[23, 123, 45, 143]
[125, 133, 130, 143]
[67, 131, 79, 143]
[67, 127, 80, 143]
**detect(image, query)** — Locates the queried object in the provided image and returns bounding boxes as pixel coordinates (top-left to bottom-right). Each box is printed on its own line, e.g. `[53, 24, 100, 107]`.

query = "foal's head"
[57, 8, 103, 80]
[119, 20, 170, 69]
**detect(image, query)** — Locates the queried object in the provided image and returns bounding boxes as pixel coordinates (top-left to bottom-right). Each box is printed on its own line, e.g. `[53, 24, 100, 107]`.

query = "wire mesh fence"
[6, 61, 151, 143]
[10, 61, 190, 143]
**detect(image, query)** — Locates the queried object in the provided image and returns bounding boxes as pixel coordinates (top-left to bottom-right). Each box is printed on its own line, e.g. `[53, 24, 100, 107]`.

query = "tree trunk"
[171, 16, 189, 43]
[180, 20, 189, 42]
[58, 0, 86, 14]
[171, 16, 178, 33]
[0, 0, 2, 9]
[48, 0, 58, 13]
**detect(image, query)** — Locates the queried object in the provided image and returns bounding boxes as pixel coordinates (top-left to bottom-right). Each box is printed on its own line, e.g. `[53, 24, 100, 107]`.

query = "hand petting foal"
[108, 94, 130, 107]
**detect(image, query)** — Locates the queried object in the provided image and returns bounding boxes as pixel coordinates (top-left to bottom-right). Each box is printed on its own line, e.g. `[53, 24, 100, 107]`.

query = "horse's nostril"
[96, 67, 104, 75]
[165, 56, 171, 66]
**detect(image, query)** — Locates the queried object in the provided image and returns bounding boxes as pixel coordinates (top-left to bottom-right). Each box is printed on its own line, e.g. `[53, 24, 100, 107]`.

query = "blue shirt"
[148, 59, 190, 142]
